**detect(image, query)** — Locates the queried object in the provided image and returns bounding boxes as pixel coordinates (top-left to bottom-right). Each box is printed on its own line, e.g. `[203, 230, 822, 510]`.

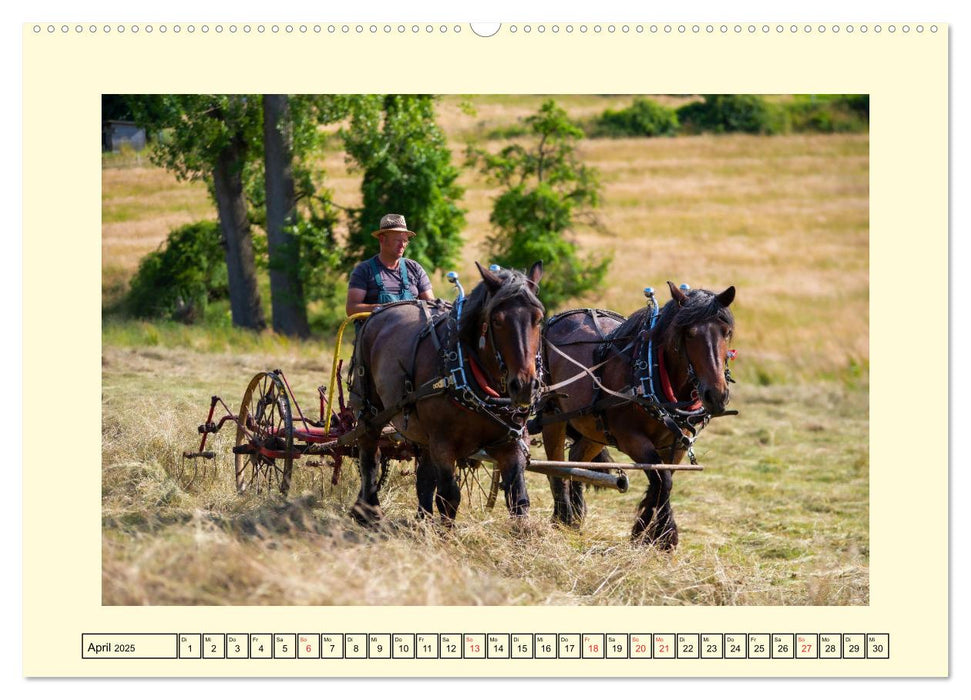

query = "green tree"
[341, 95, 465, 274]
[126, 95, 266, 330]
[127, 95, 357, 333]
[468, 99, 610, 310]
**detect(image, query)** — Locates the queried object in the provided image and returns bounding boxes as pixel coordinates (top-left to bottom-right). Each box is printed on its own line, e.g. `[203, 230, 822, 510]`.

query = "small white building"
[102, 120, 146, 152]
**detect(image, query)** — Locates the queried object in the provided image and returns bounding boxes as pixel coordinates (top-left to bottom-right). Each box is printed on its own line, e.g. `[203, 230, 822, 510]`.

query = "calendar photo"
[99, 92, 869, 608]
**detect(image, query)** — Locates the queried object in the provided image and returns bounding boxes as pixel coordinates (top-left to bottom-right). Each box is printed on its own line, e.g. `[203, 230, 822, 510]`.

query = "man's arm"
[415, 264, 435, 302]
[346, 287, 383, 316]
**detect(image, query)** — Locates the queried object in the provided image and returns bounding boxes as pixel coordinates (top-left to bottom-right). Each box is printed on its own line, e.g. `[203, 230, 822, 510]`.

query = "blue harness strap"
[369, 257, 415, 304]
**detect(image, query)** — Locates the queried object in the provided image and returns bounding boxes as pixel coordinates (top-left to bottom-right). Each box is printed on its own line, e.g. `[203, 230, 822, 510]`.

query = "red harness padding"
[469, 355, 502, 398]
[658, 350, 702, 411]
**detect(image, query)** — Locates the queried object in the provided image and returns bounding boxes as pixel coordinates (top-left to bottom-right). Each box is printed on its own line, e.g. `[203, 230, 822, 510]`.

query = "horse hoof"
[349, 501, 384, 527]
[510, 515, 537, 536]
[630, 529, 678, 551]
[551, 515, 582, 530]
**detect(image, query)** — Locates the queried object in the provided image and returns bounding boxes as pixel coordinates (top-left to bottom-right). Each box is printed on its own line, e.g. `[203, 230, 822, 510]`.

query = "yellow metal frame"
[324, 312, 371, 434]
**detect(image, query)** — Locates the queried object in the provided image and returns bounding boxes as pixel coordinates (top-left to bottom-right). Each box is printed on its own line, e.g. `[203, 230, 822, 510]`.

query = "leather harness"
[534, 306, 727, 463]
[343, 298, 534, 450]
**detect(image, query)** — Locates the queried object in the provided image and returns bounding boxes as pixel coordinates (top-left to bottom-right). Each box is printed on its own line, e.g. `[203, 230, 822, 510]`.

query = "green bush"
[838, 94, 869, 119]
[485, 122, 531, 140]
[593, 98, 680, 137]
[677, 94, 788, 135]
[126, 221, 228, 323]
[786, 95, 869, 133]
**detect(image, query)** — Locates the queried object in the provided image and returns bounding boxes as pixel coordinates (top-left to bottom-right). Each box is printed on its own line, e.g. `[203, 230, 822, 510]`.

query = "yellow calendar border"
[22, 23, 947, 677]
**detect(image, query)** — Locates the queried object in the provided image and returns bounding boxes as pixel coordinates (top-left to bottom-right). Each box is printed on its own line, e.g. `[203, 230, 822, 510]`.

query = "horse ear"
[476, 261, 503, 293]
[667, 280, 688, 307]
[716, 285, 736, 307]
[527, 260, 544, 290]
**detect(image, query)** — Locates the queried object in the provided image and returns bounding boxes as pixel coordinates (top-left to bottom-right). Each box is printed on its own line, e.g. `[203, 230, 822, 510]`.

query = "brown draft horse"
[540, 282, 736, 549]
[350, 262, 545, 525]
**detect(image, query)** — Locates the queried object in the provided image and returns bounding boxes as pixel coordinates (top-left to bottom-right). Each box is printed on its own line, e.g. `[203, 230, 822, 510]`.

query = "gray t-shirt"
[348, 256, 432, 304]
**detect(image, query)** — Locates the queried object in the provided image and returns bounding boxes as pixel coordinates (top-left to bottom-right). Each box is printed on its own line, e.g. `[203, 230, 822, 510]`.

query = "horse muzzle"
[508, 376, 540, 408]
[701, 386, 730, 416]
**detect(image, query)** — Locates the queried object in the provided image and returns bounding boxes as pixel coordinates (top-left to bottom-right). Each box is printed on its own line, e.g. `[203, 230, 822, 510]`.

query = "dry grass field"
[102, 95, 868, 606]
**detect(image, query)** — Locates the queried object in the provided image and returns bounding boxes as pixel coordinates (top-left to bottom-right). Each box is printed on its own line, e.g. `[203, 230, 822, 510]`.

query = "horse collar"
[469, 354, 502, 398]
[482, 315, 508, 393]
[657, 346, 702, 411]
[437, 305, 530, 437]
[634, 311, 703, 413]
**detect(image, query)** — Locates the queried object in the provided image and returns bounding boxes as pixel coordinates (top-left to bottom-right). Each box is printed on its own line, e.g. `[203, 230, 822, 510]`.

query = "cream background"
[22, 23, 947, 677]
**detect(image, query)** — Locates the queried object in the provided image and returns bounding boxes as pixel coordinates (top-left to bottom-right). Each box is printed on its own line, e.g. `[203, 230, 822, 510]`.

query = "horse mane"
[458, 267, 545, 348]
[609, 288, 735, 351]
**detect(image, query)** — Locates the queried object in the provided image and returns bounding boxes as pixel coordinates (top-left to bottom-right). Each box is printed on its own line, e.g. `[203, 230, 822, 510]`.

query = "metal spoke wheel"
[235, 371, 294, 496]
[456, 459, 501, 511]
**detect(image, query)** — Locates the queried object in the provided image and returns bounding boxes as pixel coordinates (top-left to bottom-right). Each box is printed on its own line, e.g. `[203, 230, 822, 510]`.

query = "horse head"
[467, 261, 545, 408]
[664, 281, 736, 416]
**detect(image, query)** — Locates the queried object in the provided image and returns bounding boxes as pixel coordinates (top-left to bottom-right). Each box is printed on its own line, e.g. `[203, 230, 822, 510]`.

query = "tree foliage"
[127, 95, 264, 182]
[342, 95, 465, 274]
[118, 94, 470, 330]
[468, 100, 610, 310]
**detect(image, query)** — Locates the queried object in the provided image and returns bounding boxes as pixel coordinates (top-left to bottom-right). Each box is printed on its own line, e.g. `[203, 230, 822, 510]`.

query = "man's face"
[380, 232, 410, 258]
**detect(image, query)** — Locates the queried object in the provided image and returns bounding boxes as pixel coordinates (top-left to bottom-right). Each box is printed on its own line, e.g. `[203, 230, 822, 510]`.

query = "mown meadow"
[102, 95, 868, 605]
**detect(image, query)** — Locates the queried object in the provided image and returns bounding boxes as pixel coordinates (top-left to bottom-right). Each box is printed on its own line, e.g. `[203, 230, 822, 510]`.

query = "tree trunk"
[212, 134, 266, 330]
[263, 94, 310, 337]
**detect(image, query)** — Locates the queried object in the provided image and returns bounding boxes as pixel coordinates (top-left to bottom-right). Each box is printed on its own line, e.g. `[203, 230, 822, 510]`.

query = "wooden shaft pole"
[528, 460, 704, 472]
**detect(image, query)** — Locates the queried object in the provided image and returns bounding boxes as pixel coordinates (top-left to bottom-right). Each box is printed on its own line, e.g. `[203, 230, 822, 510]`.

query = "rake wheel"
[234, 371, 294, 496]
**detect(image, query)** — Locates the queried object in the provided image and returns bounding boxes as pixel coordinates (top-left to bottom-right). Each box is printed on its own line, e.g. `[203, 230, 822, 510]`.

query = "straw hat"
[371, 213, 416, 239]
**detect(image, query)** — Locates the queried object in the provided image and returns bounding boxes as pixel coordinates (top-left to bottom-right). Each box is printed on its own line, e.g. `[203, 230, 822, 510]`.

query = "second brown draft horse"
[539, 282, 736, 549]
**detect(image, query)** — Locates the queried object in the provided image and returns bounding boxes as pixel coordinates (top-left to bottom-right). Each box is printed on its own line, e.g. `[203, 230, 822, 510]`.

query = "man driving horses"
[345, 213, 435, 316]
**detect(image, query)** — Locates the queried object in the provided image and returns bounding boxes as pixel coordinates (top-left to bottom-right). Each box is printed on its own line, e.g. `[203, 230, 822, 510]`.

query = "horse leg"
[634, 469, 678, 549]
[488, 441, 530, 518]
[653, 468, 679, 547]
[542, 422, 573, 525]
[427, 442, 461, 525]
[350, 430, 384, 526]
[414, 446, 436, 520]
[565, 438, 613, 524]
[615, 435, 678, 549]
